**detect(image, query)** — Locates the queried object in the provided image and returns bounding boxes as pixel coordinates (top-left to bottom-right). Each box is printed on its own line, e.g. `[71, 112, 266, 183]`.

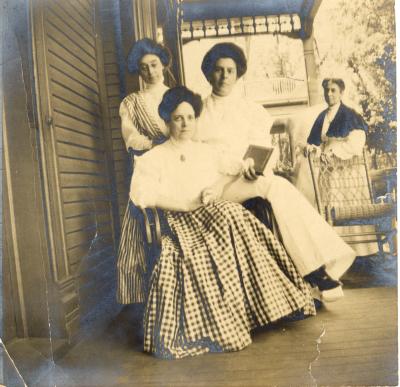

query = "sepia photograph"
[1, 0, 397, 385]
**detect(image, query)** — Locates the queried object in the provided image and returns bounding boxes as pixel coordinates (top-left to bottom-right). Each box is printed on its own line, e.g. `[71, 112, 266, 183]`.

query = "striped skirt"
[116, 203, 148, 304]
[144, 201, 316, 359]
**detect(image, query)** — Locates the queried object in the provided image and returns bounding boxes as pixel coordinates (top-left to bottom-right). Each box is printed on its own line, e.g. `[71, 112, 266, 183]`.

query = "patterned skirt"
[116, 203, 148, 304]
[143, 201, 316, 359]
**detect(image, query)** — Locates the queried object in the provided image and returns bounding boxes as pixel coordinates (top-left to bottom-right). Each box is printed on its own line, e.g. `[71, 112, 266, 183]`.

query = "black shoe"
[314, 298, 323, 309]
[304, 266, 342, 291]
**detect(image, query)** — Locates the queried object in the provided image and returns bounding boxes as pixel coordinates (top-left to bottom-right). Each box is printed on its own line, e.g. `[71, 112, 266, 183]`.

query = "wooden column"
[302, 31, 322, 106]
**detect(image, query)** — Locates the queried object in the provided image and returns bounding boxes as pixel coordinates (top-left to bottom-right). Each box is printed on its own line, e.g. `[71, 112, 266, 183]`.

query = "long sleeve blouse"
[130, 140, 243, 209]
[308, 102, 367, 160]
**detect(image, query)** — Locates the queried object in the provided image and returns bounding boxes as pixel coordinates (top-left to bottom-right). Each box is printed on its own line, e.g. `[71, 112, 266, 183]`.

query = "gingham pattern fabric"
[144, 201, 316, 359]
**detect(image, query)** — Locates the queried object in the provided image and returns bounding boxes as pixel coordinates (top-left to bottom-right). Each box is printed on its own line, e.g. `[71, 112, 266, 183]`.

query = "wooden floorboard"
[38, 286, 397, 386]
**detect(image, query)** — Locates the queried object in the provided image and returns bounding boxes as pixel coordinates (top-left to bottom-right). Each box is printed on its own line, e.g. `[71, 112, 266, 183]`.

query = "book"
[243, 145, 275, 176]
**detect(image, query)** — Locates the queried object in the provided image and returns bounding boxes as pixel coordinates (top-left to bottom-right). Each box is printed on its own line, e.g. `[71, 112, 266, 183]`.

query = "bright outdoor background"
[182, 0, 396, 158]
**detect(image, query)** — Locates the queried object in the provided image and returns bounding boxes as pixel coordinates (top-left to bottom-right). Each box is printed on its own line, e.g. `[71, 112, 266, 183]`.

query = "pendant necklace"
[170, 139, 187, 162]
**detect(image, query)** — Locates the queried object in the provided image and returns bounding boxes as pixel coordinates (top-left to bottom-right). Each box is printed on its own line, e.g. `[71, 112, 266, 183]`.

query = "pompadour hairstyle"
[127, 38, 171, 74]
[158, 86, 203, 122]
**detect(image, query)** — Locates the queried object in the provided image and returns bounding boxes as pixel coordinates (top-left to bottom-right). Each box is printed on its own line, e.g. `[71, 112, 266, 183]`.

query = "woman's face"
[139, 54, 164, 84]
[209, 57, 238, 96]
[324, 81, 343, 107]
[168, 102, 197, 142]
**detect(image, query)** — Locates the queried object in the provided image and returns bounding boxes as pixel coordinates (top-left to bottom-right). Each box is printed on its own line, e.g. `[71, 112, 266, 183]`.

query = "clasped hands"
[201, 185, 223, 206]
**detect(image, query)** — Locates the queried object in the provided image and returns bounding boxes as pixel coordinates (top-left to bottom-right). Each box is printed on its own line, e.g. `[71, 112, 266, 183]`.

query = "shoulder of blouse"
[120, 92, 140, 110]
[135, 142, 169, 164]
[122, 91, 139, 103]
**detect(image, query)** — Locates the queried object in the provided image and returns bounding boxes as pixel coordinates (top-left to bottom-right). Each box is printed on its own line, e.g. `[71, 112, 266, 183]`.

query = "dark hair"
[158, 86, 203, 122]
[201, 43, 247, 81]
[322, 78, 345, 92]
[127, 38, 171, 74]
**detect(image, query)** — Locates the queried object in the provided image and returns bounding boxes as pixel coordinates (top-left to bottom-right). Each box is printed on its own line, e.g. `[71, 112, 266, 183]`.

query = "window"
[182, 34, 308, 106]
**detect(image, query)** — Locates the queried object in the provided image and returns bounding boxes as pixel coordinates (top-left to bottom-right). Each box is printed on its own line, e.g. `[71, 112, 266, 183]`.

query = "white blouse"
[321, 103, 366, 160]
[194, 92, 274, 159]
[130, 139, 243, 208]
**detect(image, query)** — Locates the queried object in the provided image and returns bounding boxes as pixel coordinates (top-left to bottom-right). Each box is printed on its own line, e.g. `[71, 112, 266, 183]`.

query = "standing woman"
[305, 78, 373, 256]
[306, 78, 367, 159]
[117, 38, 171, 304]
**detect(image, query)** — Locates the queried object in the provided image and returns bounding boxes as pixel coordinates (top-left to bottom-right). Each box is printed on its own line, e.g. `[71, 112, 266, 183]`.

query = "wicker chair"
[307, 149, 397, 258]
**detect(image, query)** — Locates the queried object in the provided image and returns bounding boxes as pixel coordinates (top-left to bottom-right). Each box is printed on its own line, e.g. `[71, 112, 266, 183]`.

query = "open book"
[243, 145, 275, 176]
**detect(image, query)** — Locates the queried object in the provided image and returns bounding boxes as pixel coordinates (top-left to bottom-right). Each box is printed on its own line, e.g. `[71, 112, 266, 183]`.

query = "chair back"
[308, 149, 374, 220]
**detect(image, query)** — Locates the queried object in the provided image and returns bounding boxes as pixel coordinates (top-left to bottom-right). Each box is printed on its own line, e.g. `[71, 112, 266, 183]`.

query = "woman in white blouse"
[194, 43, 356, 302]
[116, 39, 170, 305]
[131, 86, 316, 359]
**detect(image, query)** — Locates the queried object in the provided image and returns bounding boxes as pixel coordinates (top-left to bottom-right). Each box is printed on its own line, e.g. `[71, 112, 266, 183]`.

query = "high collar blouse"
[194, 92, 274, 159]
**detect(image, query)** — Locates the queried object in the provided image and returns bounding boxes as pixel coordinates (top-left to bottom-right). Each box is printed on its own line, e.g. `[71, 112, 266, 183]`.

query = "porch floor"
[4, 256, 398, 386]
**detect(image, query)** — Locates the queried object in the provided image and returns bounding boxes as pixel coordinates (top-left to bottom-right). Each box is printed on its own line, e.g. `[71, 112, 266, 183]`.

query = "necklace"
[169, 139, 189, 162]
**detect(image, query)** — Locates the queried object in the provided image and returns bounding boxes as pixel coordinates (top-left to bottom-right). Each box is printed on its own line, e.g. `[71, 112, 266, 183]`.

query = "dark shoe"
[313, 298, 323, 309]
[304, 266, 342, 291]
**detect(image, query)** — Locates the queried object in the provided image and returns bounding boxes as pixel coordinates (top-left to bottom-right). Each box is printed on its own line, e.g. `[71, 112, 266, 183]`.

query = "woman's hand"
[242, 158, 258, 180]
[320, 148, 335, 165]
[304, 144, 321, 158]
[201, 186, 223, 205]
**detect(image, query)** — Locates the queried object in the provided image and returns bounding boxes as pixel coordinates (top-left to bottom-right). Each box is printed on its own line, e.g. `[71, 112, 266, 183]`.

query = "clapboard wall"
[98, 0, 129, 228]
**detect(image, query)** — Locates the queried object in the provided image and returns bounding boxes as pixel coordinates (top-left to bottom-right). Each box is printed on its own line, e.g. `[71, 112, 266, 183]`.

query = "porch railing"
[243, 77, 308, 105]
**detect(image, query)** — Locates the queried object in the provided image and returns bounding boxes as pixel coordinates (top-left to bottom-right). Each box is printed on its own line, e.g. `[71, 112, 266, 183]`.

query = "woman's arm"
[324, 129, 366, 159]
[201, 175, 237, 205]
[130, 152, 203, 212]
[153, 195, 202, 212]
[131, 177, 201, 212]
[120, 100, 152, 151]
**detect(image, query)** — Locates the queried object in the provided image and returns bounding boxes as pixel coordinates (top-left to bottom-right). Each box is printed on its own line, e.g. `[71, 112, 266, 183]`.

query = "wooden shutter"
[33, 0, 118, 337]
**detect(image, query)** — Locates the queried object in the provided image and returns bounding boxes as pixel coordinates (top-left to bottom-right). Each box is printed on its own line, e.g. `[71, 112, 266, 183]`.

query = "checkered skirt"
[143, 201, 316, 359]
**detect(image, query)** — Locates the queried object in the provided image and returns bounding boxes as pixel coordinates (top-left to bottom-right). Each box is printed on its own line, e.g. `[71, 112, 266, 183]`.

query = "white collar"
[143, 81, 168, 97]
[168, 138, 193, 150]
[327, 102, 341, 117]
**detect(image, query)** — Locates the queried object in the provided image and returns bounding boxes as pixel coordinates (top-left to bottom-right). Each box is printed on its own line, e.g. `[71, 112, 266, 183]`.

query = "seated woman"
[130, 86, 316, 359]
[195, 43, 357, 301]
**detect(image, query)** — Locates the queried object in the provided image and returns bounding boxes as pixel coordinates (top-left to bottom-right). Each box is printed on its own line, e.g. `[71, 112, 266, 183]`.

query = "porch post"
[302, 31, 322, 106]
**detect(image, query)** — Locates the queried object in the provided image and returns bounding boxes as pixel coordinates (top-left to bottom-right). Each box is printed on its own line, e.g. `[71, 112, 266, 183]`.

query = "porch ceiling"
[181, 0, 317, 21]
